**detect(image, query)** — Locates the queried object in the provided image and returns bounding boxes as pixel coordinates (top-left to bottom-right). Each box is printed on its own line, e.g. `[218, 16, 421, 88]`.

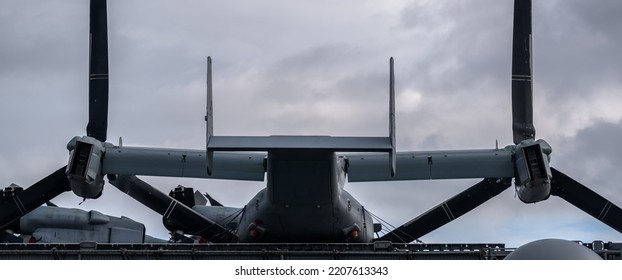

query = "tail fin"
[389, 57, 396, 177]
[206, 57, 214, 175]
[205, 57, 396, 177]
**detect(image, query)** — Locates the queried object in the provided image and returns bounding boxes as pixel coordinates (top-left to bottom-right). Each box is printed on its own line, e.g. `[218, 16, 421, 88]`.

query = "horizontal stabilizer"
[204, 57, 397, 176]
[208, 136, 393, 152]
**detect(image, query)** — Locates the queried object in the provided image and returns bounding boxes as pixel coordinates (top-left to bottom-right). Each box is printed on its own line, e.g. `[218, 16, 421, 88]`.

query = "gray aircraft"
[1, 0, 621, 244]
[1, 184, 166, 243]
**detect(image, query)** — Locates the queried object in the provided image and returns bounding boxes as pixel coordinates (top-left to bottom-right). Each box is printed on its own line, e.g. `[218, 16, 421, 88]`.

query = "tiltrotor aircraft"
[1, 0, 621, 244]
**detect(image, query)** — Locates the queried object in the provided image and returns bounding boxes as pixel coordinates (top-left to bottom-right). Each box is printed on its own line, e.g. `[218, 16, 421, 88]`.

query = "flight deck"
[0, 241, 620, 260]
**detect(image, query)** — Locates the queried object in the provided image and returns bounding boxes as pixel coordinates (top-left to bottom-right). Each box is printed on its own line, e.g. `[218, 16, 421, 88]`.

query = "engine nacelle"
[66, 136, 105, 199]
[514, 139, 552, 203]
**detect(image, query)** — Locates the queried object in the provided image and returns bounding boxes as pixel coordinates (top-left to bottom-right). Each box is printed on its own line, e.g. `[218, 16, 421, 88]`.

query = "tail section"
[205, 57, 397, 176]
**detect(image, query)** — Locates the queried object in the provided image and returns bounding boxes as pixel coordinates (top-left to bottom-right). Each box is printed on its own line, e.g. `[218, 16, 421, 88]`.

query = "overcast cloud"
[1, 0, 621, 247]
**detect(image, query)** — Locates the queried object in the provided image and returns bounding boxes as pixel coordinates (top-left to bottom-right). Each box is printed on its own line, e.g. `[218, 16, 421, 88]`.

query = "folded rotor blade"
[108, 175, 236, 242]
[0, 166, 70, 229]
[376, 178, 511, 243]
[511, 0, 536, 144]
[86, 0, 109, 142]
[550, 168, 622, 234]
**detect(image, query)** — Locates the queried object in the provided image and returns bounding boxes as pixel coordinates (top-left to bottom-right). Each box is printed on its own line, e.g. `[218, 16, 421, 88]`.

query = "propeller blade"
[108, 175, 236, 242]
[511, 0, 536, 144]
[0, 166, 70, 229]
[86, 0, 109, 142]
[376, 178, 511, 243]
[550, 168, 622, 234]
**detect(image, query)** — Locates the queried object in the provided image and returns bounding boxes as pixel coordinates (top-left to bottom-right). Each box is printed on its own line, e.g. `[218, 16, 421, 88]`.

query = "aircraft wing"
[103, 147, 266, 181]
[102, 146, 514, 182]
[345, 148, 515, 182]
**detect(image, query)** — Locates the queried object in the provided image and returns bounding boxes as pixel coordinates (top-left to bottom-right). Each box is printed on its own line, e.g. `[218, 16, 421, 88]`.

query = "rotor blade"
[108, 175, 236, 242]
[0, 166, 70, 229]
[550, 168, 622, 234]
[376, 178, 511, 243]
[511, 0, 536, 144]
[86, 0, 109, 142]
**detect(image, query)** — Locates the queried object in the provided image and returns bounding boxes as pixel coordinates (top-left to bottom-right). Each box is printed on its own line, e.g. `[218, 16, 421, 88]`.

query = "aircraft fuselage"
[197, 150, 374, 243]
[235, 150, 373, 242]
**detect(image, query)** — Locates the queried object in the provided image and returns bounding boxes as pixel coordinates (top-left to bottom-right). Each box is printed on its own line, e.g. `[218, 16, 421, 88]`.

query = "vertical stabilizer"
[206, 57, 214, 175]
[204, 57, 395, 176]
[389, 58, 396, 177]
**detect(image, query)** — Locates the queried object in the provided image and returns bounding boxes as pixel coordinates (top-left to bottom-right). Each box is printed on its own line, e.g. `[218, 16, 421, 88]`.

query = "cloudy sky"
[1, 0, 621, 247]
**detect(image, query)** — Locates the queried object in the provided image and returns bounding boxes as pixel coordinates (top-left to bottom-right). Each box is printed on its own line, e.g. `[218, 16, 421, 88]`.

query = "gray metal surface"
[505, 239, 602, 260]
[103, 148, 266, 181]
[209, 136, 392, 151]
[0, 242, 508, 260]
[2, 241, 618, 260]
[0, 241, 619, 260]
[347, 148, 515, 182]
